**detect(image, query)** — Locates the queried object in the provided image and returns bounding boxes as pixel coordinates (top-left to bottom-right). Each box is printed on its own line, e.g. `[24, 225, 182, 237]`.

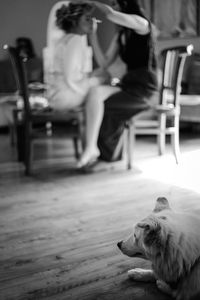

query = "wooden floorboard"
[1, 132, 200, 300]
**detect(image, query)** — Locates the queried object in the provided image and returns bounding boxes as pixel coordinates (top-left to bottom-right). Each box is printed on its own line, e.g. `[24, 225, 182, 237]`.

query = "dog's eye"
[134, 233, 138, 243]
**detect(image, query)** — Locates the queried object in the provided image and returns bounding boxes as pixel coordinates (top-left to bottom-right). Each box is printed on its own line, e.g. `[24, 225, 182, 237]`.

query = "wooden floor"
[1, 129, 200, 300]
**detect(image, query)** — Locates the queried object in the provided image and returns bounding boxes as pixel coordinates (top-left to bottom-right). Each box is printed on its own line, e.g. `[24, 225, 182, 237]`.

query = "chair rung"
[134, 120, 159, 127]
[135, 128, 176, 135]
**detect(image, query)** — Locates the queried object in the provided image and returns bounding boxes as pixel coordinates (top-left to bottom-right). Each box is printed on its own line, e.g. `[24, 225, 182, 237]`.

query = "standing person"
[48, 1, 105, 111]
[77, 0, 158, 168]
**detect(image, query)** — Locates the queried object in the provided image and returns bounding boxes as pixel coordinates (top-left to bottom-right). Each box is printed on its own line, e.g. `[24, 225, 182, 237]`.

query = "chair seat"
[14, 105, 83, 121]
[30, 109, 83, 122]
[154, 104, 180, 115]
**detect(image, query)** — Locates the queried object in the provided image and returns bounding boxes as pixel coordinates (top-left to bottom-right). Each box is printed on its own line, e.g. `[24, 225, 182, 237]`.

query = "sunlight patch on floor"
[135, 149, 200, 194]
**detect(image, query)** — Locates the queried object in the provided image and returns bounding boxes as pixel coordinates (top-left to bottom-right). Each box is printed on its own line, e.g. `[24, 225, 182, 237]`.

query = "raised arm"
[92, 1, 149, 35]
[89, 29, 119, 69]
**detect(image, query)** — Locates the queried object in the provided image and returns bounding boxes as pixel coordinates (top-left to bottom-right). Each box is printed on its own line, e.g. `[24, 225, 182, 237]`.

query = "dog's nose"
[117, 241, 123, 249]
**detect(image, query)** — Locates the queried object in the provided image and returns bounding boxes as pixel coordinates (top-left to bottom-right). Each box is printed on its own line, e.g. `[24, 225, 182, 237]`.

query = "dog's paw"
[128, 268, 155, 282]
[156, 279, 173, 296]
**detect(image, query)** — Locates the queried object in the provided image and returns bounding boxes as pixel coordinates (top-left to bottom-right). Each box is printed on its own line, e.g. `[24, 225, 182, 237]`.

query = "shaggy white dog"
[117, 197, 200, 300]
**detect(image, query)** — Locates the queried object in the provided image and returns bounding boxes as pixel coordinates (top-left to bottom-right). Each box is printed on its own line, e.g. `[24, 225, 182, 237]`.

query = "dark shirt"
[118, 26, 157, 71]
[118, 24, 158, 94]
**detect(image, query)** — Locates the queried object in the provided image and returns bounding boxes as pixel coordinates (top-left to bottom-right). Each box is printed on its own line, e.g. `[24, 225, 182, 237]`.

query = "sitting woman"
[77, 0, 158, 168]
[48, 1, 104, 111]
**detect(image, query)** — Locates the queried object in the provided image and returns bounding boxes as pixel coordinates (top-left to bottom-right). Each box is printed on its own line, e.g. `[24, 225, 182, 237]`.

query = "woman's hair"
[117, 0, 146, 18]
[56, 1, 93, 33]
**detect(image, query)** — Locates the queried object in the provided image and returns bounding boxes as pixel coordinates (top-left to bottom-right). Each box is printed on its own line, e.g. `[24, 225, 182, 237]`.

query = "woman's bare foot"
[77, 148, 100, 169]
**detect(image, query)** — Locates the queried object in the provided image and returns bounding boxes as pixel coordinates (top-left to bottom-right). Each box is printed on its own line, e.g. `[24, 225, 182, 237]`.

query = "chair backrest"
[160, 44, 193, 107]
[43, 1, 69, 84]
[4, 44, 31, 115]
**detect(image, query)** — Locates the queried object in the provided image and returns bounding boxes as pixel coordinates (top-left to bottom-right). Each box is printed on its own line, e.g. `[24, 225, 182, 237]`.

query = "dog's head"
[117, 197, 171, 260]
[118, 197, 200, 288]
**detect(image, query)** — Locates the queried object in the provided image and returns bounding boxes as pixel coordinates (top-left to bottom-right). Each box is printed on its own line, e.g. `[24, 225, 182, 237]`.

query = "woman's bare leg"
[77, 84, 120, 168]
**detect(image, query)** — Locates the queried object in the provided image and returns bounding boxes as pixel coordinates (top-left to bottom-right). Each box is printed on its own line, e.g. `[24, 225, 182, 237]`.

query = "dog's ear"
[153, 197, 171, 213]
[137, 219, 160, 232]
[137, 222, 151, 230]
[137, 218, 161, 247]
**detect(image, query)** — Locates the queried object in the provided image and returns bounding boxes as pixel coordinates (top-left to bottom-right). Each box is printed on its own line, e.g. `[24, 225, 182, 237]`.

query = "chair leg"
[126, 119, 134, 170]
[16, 123, 25, 162]
[24, 123, 32, 176]
[73, 137, 80, 159]
[112, 131, 125, 162]
[24, 142, 31, 175]
[9, 124, 15, 146]
[171, 116, 180, 164]
[158, 114, 166, 155]
[111, 119, 134, 169]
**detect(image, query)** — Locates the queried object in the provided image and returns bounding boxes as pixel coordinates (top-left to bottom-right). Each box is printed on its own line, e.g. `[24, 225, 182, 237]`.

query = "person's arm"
[89, 30, 119, 69]
[92, 2, 149, 35]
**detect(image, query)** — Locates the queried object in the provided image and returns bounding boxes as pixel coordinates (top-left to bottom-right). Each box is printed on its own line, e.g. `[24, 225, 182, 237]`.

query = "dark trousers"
[97, 89, 157, 161]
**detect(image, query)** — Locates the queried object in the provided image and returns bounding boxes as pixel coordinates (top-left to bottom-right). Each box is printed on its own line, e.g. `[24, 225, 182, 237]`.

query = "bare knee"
[86, 85, 120, 103]
[87, 86, 105, 103]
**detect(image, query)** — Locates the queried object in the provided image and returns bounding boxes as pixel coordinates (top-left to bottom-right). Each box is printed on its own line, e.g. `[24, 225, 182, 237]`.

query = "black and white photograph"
[1, 1, 200, 299]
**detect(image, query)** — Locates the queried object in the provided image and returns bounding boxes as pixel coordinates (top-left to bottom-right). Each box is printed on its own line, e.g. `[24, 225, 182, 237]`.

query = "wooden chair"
[4, 44, 84, 175]
[124, 44, 193, 169]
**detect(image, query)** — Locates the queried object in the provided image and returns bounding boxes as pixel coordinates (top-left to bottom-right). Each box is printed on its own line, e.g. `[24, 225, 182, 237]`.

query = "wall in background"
[0, 0, 200, 61]
[0, 0, 58, 59]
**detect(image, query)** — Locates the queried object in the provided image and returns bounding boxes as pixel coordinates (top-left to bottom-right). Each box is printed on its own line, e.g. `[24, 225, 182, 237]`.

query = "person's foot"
[77, 148, 100, 169]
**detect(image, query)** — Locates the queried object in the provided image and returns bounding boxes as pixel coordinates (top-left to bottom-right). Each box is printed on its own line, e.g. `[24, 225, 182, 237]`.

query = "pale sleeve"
[62, 36, 98, 95]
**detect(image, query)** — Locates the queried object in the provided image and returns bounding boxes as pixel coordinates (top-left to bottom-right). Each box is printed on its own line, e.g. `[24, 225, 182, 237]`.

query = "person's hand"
[93, 2, 113, 16]
[86, 0, 113, 16]
[89, 68, 111, 86]
[91, 68, 107, 77]
[90, 17, 102, 35]
[92, 17, 98, 33]
[92, 68, 111, 84]
[88, 17, 100, 44]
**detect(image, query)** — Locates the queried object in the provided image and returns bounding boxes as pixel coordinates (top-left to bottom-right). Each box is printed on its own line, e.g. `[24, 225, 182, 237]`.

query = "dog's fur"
[117, 197, 200, 300]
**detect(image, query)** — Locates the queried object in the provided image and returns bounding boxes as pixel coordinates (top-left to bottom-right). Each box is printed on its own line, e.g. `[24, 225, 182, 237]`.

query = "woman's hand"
[87, 1, 114, 16]
[92, 68, 110, 79]
[94, 2, 113, 16]
[90, 68, 111, 85]
[88, 17, 100, 50]
[91, 17, 102, 35]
